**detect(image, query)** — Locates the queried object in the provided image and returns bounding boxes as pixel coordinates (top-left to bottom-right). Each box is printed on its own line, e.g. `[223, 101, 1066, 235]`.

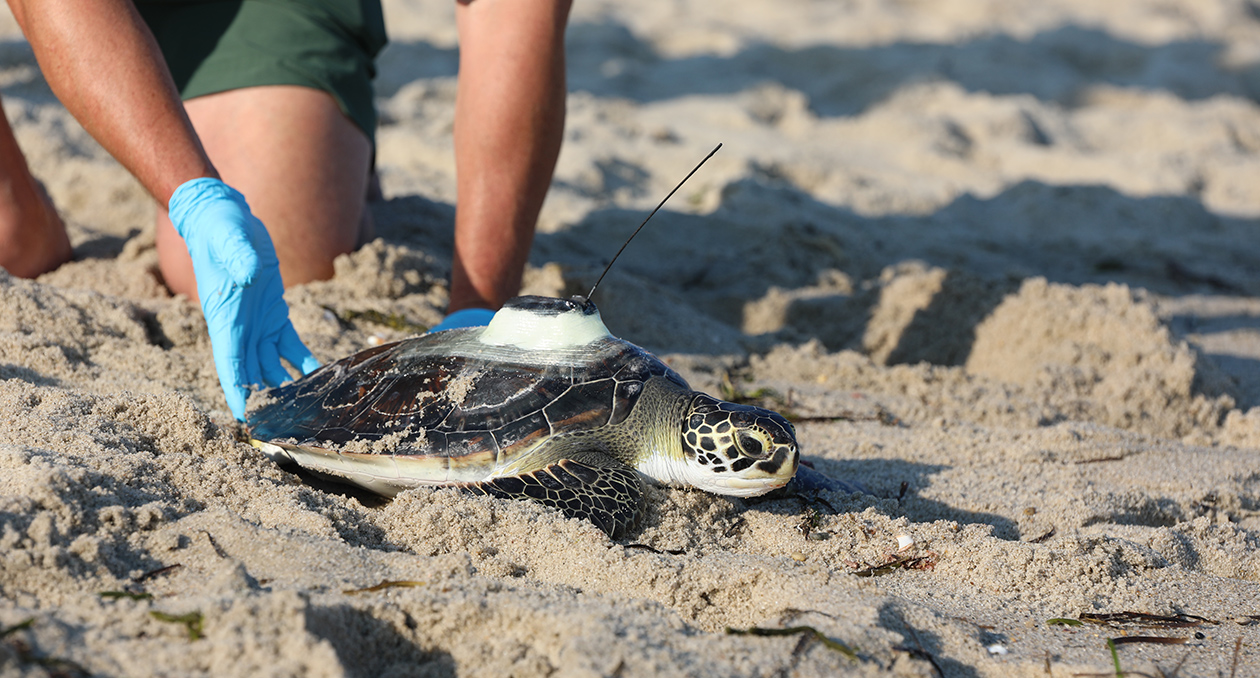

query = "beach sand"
[3, 1, 1260, 675]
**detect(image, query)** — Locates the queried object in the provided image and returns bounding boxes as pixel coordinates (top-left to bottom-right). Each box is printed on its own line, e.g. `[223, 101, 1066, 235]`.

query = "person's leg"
[0, 96, 70, 278]
[155, 85, 372, 300]
[450, 0, 572, 312]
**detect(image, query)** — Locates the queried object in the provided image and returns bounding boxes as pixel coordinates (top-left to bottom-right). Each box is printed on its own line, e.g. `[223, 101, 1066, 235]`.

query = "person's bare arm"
[6, 0, 216, 206]
[7, 0, 318, 420]
[449, 0, 572, 312]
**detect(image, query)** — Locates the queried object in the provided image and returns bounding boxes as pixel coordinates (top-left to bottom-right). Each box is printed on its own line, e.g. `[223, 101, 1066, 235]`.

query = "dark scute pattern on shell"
[492, 411, 551, 452]
[543, 378, 617, 430]
[611, 381, 643, 426]
[248, 333, 681, 460]
[442, 368, 571, 432]
[441, 431, 499, 459]
[247, 340, 446, 441]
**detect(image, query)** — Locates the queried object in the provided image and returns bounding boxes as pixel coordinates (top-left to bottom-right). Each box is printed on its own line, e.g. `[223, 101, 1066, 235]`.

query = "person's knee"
[181, 86, 373, 287]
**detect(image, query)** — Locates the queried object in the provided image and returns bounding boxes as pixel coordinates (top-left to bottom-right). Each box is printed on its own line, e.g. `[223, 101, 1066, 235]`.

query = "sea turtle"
[248, 294, 805, 538]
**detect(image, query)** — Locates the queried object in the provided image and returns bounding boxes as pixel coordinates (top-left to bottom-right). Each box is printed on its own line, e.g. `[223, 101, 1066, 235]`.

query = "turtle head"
[679, 394, 799, 497]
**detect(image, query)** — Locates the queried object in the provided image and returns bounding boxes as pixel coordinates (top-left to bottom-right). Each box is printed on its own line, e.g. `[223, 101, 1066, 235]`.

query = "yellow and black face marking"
[681, 394, 799, 496]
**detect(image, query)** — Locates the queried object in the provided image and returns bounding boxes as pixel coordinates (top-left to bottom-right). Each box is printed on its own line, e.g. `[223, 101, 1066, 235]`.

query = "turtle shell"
[248, 323, 688, 478]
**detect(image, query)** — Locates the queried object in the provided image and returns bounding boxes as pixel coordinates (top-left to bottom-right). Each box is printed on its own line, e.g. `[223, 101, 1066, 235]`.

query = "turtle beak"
[708, 473, 792, 497]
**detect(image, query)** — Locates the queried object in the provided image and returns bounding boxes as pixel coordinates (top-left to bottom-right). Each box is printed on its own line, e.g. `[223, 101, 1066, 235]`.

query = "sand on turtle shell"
[4, 1, 1260, 676]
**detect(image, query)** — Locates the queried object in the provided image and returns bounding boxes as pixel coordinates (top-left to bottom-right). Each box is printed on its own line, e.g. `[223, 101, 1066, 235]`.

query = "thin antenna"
[585, 143, 722, 300]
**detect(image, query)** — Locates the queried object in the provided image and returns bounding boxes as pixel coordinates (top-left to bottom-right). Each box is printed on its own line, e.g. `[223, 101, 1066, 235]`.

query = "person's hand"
[168, 177, 320, 420]
[428, 307, 495, 333]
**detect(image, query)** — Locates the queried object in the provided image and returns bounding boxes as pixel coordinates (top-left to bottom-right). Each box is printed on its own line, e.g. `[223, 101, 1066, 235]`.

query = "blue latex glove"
[168, 177, 321, 420]
[428, 307, 495, 333]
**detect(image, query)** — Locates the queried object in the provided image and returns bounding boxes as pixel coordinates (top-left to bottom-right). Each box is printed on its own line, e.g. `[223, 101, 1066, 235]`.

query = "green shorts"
[136, 0, 387, 142]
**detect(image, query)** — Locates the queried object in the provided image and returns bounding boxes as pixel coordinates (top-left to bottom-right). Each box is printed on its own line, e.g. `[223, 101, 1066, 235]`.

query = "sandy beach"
[3, 0, 1260, 675]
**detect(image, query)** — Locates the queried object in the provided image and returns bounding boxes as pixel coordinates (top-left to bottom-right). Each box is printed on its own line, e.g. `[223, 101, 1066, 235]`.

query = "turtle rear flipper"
[466, 457, 643, 539]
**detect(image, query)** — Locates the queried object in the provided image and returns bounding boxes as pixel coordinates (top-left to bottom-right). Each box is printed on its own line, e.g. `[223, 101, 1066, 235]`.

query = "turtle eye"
[735, 431, 767, 458]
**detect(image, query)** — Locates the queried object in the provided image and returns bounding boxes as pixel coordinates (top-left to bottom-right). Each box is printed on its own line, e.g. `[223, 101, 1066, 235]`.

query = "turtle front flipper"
[465, 457, 643, 539]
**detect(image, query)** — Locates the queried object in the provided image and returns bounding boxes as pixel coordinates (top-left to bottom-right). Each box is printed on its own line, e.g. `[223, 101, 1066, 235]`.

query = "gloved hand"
[168, 177, 321, 420]
[428, 307, 495, 333]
